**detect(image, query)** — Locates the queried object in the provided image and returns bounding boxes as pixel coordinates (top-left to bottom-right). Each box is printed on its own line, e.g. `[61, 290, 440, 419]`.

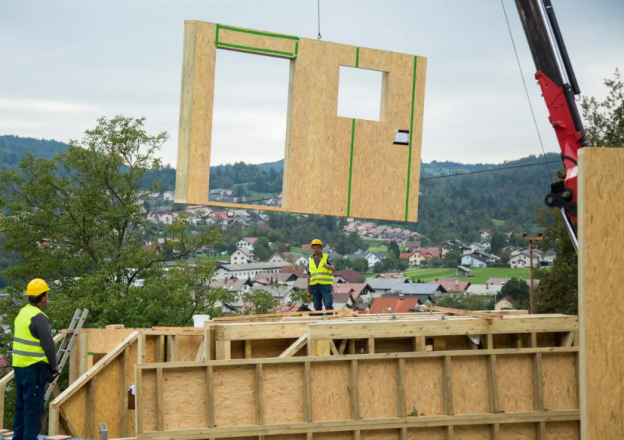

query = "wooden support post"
[303, 361, 312, 422]
[85, 379, 95, 440]
[118, 347, 129, 438]
[206, 366, 215, 427]
[485, 334, 499, 414]
[245, 340, 253, 359]
[367, 338, 375, 354]
[0, 382, 4, 430]
[536, 421, 546, 440]
[68, 343, 77, 384]
[338, 339, 348, 355]
[442, 356, 454, 415]
[533, 354, 545, 411]
[397, 358, 406, 418]
[155, 335, 165, 363]
[514, 334, 523, 348]
[215, 340, 231, 360]
[135, 368, 143, 434]
[348, 339, 356, 355]
[204, 325, 211, 361]
[330, 340, 340, 356]
[138, 333, 146, 364]
[434, 337, 446, 352]
[156, 368, 164, 430]
[561, 331, 575, 347]
[353, 430, 360, 440]
[255, 364, 264, 425]
[48, 405, 60, 437]
[413, 336, 425, 352]
[400, 427, 407, 440]
[491, 423, 500, 440]
[350, 359, 360, 420]
[446, 425, 454, 440]
[166, 335, 179, 362]
[78, 333, 88, 376]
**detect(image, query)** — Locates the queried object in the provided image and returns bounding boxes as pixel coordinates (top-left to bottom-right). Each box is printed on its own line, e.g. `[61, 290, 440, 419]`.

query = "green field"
[366, 267, 531, 284]
[291, 247, 311, 255]
[491, 218, 505, 226]
[368, 246, 387, 252]
[364, 239, 384, 248]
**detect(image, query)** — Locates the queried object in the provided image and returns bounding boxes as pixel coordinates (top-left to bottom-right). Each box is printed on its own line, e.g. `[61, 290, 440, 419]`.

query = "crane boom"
[514, 0, 587, 251]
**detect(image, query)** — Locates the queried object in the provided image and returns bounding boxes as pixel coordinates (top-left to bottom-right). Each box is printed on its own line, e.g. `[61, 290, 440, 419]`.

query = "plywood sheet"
[451, 357, 489, 415]
[253, 339, 298, 359]
[85, 329, 135, 354]
[454, 425, 491, 440]
[405, 358, 444, 416]
[311, 362, 350, 421]
[315, 432, 352, 440]
[358, 360, 397, 419]
[141, 369, 158, 432]
[374, 338, 413, 353]
[217, 26, 297, 57]
[578, 147, 624, 440]
[542, 354, 578, 410]
[500, 423, 536, 440]
[213, 365, 255, 426]
[497, 355, 534, 412]
[406, 428, 445, 440]
[93, 359, 121, 436]
[263, 364, 305, 424]
[362, 429, 399, 440]
[164, 367, 206, 429]
[176, 335, 203, 362]
[546, 422, 579, 440]
[62, 386, 87, 438]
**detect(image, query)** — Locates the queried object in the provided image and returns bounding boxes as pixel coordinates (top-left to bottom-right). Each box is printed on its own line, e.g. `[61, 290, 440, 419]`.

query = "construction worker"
[12, 279, 58, 440]
[306, 239, 335, 311]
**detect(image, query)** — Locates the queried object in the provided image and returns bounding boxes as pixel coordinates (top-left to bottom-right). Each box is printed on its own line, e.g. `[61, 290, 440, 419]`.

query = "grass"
[291, 247, 311, 255]
[491, 218, 505, 226]
[366, 267, 531, 284]
[364, 239, 383, 248]
[368, 246, 387, 253]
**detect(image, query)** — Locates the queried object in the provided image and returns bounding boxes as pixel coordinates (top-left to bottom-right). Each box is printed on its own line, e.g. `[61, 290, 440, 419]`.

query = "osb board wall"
[138, 354, 579, 437]
[578, 147, 624, 440]
[174, 20, 427, 222]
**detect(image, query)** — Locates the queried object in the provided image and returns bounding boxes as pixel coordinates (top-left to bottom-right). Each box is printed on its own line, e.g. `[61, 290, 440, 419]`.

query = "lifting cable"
[317, 0, 322, 40]
[500, 0, 554, 178]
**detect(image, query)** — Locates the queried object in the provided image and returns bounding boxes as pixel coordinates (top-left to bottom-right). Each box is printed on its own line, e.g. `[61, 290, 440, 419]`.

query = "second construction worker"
[306, 239, 335, 311]
[12, 278, 58, 440]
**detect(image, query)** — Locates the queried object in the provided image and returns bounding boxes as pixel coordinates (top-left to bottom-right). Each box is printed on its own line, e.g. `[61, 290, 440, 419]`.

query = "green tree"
[397, 258, 409, 271]
[443, 250, 461, 268]
[490, 232, 506, 256]
[436, 294, 495, 311]
[499, 277, 530, 310]
[0, 117, 226, 336]
[253, 237, 272, 261]
[373, 261, 385, 273]
[387, 241, 400, 259]
[383, 255, 398, 271]
[500, 249, 511, 264]
[352, 258, 369, 273]
[241, 289, 277, 314]
[429, 257, 444, 268]
[582, 68, 623, 147]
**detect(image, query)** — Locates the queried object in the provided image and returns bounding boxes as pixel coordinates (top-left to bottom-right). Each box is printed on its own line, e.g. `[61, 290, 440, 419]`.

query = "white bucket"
[192, 314, 211, 328]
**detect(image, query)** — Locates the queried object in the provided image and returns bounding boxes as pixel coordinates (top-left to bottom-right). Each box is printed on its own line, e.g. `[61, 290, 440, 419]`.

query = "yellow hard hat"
[26, 278, 50, 296]
[311, 239, 322, 246]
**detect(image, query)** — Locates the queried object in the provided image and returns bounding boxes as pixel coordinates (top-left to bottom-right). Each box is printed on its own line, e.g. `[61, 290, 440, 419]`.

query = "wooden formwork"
[134, 315, 581, 440]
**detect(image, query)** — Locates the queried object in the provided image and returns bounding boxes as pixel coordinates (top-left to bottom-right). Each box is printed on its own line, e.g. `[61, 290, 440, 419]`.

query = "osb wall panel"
[62, 386, 87, 437]
[175, 21, 427, 222]
[315, 432, 352, 440]
[362, 429, 398, 440]
[454, 425, 491, 440]
[374, 338, 413, 353]
[253, 339, 300, 359]
[546, 422, 579, 439]
[164, 368, 206, 429]
[500, 423, 536, 440]
[265, 436, 305, 440]
[141, 369, 158, 432]
[311, 362, 351, 421]
[406, 427, 445, 440]
[451, 357, 489, 415]
[213, 365, 255, 426]
[405, 358, 444, 416]
[84, 329, 135, 353]
[263, 364, 304, 424]
[497, 355, 534, 412]
[542, 353, 578, 410]
[358, 360, 398, 419]
[176, 335, 202, 361]
[93, 359, 121, 437]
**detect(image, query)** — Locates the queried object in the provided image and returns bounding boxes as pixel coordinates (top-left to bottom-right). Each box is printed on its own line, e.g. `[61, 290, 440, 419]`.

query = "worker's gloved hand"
[47, 370, 59, 383]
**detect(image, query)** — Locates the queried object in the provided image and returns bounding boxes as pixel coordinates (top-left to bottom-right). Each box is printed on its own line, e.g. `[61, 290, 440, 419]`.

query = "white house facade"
[461, 254, 488, 268]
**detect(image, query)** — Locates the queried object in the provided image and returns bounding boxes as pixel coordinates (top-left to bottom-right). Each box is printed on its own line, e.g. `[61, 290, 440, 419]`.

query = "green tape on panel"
[215, 23, 220, 46]
[346, 118, 356, 217]
[356, 47, 360, 68]
[217, 42, 295, 58]
[404, 56, 418, 221]
[295, 40, 299, 58]
[218, 25, 299, 41]
[87, 352, 94, 356]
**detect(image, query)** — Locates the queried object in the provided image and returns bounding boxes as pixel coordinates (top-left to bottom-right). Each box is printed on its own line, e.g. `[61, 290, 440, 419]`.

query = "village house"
[333, 269, 364, 283]
[479, 228, 492, 241]
[215, 262, 285, 280]
[230, 247, 255, 265]
[147, 210, 177, 224]
[429, 278, 471, 294]
[269, 252, 305, 266]
[509, 250, 541, 268]
[369, 296, 423, 314]
[163, 190, 175, 201]
[281, 265, 306, 278]
[461, 253, 489, 268]
[236, 237, 258, 250]
[366, 277, 409, 296]
[389, 283, 444, 305]
[252, 272, 298, 286]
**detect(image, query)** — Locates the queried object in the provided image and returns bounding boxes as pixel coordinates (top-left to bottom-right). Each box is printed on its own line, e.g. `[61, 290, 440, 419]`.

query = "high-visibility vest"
[12, 304, 50, 368]
[308, 254, 333, 285]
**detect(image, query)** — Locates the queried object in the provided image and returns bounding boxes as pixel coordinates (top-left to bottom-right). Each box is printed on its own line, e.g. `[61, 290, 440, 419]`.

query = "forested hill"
[0, 135, 560, 241]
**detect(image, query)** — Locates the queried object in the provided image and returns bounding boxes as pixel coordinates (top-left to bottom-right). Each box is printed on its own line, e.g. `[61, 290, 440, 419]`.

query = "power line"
[0, 159, 560, 234]
[500, 0, 554, 178]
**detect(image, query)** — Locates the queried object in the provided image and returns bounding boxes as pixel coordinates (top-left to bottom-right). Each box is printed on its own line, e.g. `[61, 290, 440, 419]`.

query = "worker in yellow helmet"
[306, 239, 335, 312]
[12, 279, 58, 440]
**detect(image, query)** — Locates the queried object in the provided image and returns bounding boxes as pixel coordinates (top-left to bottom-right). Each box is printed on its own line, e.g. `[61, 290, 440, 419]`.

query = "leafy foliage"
[253, 237, 272, 262]
[241, 289, 277, 315]
[435, 294, 495, 311]
[582, 68, 624, 147]
[443, 250, 461, 268]
[499, 277, 530, 310]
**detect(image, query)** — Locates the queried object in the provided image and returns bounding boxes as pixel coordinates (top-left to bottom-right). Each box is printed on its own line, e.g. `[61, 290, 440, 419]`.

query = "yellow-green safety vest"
[12, 304, 50, 368]
[308, 254, 333, 286]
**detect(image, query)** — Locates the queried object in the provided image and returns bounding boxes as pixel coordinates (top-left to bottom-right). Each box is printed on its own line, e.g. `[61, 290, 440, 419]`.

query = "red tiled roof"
[281, 265, 306, 277]
[369, 297, 420, 314]
[399, 251, 416, 259]
[418, 248, 441, 259]
[376, 273, 402, 279]
[429, 278, 471, 292]
[301, 244, 312, 250]
[334, 269, 364, 283]
[332, 283, 370, 300]
[243, 237, 258, 244]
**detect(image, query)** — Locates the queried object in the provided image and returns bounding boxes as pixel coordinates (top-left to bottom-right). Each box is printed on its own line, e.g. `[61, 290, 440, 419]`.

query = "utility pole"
[521, 233, 543, 314]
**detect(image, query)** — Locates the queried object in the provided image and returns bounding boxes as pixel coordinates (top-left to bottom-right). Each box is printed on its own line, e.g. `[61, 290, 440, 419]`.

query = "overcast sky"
[1, 0, 622, 166]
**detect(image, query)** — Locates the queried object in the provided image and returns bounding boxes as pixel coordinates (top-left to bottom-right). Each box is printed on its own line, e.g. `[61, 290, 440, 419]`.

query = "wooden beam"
[58, 407, 78, 439]
[156, 368, 164, 431]
[213, 309, 351, 321]
[206, 366, 215, 427]
[532, 353, 544, 411]
[279, 334, 307, 358]
[68, 342, 77, 385]
[139, 333, 146, 364]
[561, 331, 575, 347]
[217, 322, 309, 341]
[85, 379, 95, 440]
[399, 427, 407, 440]
[348, 339, 356, 355]
[245, 340, 253, 359]
[442, 356, 453, 415]
[536, 421, 546, 440]
[303, 361, 312, 422]
[397, 358, 406, 418]
[204, 325, 212, 361]
[413, 336, 425, 352]
[491, 423, 500, 440]
[350, 360, 360, 420]
[48, 405, 60, 437]
[330, 340, 340, 356]
[215, 340, 231, 360]
[338, 339, 348, 355]
[367, 338, 375, 354]
[136, 367, 143, 434]
[118, 347, 129, 438]
[78, 333, 89, 376]
[155, 335, 165, 363]
[487, 353, 499, 413]
[418, 305, 502, 320]
[446, 425, 454, 440]
[255, 364, 265, 425]
[308, 316, 578, 340]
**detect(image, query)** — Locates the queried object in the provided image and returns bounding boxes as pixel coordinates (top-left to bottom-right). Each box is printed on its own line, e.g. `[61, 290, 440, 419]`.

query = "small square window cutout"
[394, 130, 409, 145]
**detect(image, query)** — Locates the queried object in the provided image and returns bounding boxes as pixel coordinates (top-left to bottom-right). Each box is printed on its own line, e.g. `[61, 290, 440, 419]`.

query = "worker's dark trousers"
[13, 363, 48, 440]
[311, 283, 334, 311]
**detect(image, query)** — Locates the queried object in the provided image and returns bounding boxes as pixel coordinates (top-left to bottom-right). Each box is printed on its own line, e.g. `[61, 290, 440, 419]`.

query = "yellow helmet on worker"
[311, 239, 322, 247]
[26, 278, 50, 296]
